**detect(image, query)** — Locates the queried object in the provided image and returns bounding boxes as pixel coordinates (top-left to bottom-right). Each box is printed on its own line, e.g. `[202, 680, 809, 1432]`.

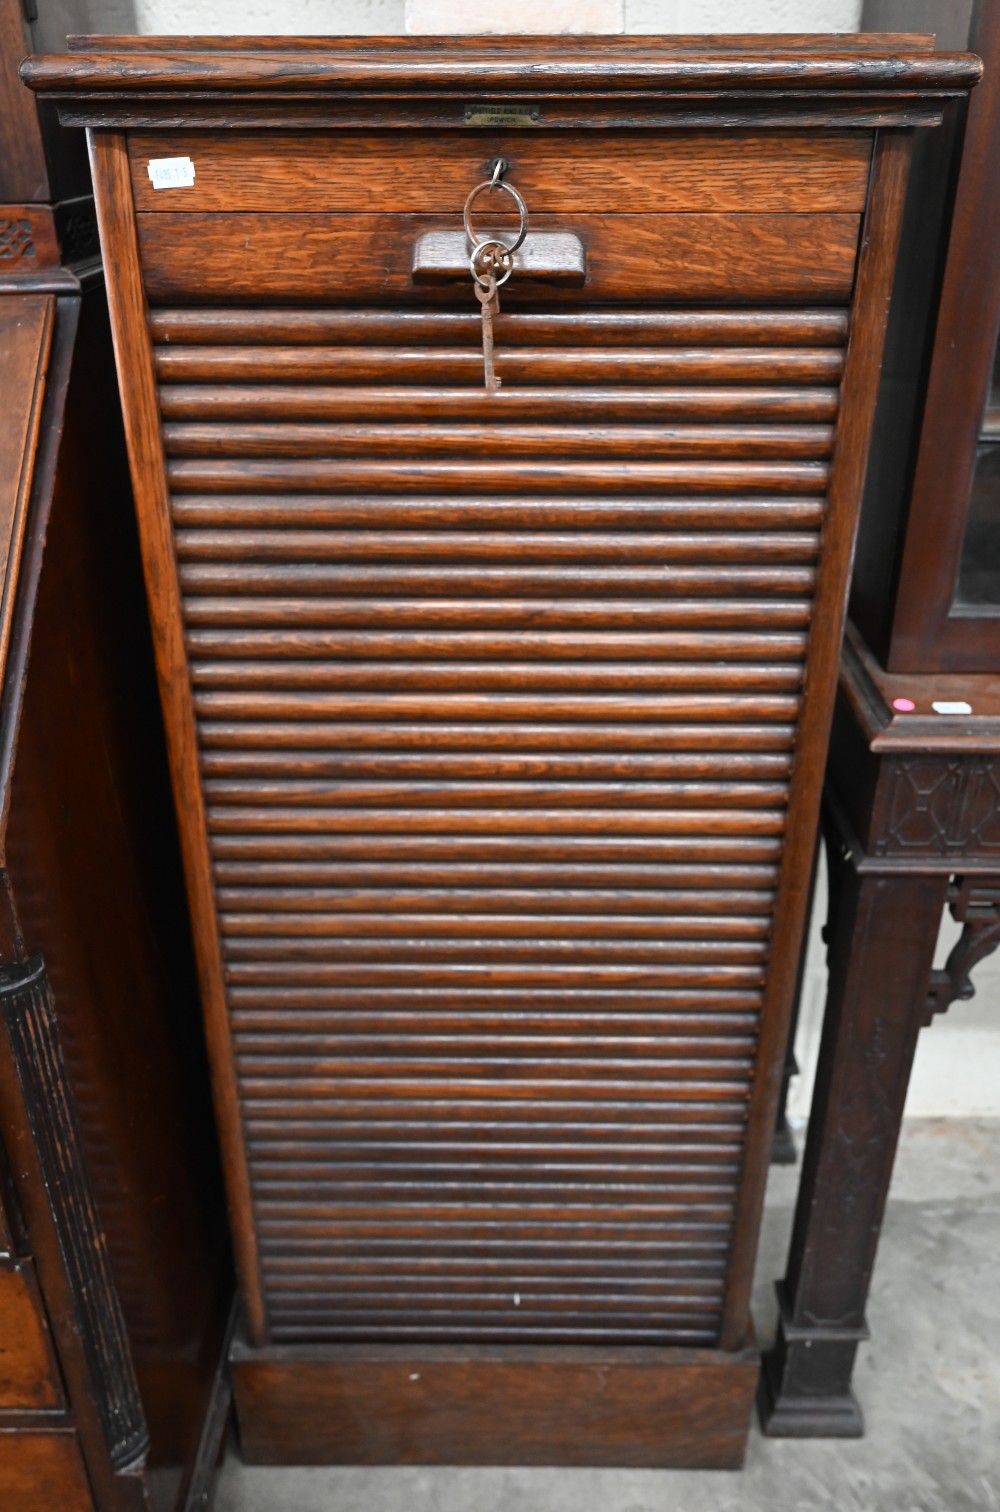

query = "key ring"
[469, 237, 514, 289]
[463, 174, 528, 261]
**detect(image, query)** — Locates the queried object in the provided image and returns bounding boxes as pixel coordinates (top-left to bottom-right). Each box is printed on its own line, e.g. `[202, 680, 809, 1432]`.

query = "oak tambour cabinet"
[23, 35, 979, 1468]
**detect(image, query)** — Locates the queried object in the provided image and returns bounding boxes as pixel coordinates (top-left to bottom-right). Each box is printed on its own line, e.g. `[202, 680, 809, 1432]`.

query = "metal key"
[474, 268, 501, 392]
[464, 162, 524, 394]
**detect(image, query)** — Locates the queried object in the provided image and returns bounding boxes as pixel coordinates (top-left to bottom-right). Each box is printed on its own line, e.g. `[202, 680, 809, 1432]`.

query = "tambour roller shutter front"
[159, 303, 833, 1350]
[23, 34, 979, 1469]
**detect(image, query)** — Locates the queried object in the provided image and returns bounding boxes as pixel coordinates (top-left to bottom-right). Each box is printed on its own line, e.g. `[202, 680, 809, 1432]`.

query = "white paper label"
[931, 700, 973, 715]
[147, 156, 196, 190]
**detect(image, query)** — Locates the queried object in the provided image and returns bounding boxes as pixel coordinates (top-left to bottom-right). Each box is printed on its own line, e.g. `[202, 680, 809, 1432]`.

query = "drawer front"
[137, 211, 859, 305]
[148, 289, 846, 1345]
[0, 1430, 93, 1508]
[128, 129, 872, 215]
[131, 128, 865, 306]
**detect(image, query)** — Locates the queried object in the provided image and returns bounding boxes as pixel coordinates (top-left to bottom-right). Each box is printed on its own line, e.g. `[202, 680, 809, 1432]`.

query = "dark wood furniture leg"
[759, 815, 949, 1434]
[760, 625, 1000, 1436]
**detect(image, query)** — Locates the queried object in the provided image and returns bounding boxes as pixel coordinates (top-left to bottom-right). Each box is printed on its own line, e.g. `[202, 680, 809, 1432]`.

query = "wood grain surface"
[136, 212, 861, 304]
[128, 131, 872, 215]
[719, 129, 915, 1349]
[230, 1341, 758, 1467]
[0, 1430, 93, 1507]
[0, 1263, 63, 1408]
[87, 128, 266, 1346]
[0, 296, 53, 689]
[148, 286, 838, 1352]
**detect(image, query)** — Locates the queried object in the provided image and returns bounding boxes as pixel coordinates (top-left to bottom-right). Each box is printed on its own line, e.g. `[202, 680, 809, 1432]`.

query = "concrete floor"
[218, 1117, 1000, 1512]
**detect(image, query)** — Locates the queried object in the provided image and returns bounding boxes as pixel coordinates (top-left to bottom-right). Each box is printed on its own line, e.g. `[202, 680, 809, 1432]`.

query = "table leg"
[758, 856, 949, 1435]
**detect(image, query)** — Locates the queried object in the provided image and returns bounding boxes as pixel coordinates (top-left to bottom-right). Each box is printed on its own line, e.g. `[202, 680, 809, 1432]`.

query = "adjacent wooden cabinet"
[1, 2, 231, 1503]
[23, 33, 979, 1469]
[761, 2, 1000, 1438]
[853, 2, 1000, 670]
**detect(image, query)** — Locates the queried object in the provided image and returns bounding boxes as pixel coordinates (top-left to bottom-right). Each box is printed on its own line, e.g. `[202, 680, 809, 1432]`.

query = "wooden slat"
[163, 422, 835, 460]
[234, 1015, 761, 1039]
[204, 777, 788, 808]
[206, 803, 787, 835]
[171, 496, 827, 530]
[175, 529, 821, 564]
[237, 1052, 756, 1076]
[199, 751, 793, 781]
[185, 626, 810, 659]
[212, 862, 779, 889]
[225, 963, 767, 988]
[216, 886, 776, 914]
[209, 834, 785, 861]
[158, 385, 840, 423]
[194, 689, 801, 721]
[221, 911, 772, 940]
[261, 1322, 720, 1344]
[181, 566, 817, 599]
[243, 1104, 748, 1131]
[168, 459, 829, 495]
[197, 720, 797, 752]
[251, 1162, 743, 1186]
[154, 344, 846, 384]
[246, 1134, 747, 1158]
[184, 597, 815, 629]
[149, 306, 850, 346]
[191, 662, 802, 693]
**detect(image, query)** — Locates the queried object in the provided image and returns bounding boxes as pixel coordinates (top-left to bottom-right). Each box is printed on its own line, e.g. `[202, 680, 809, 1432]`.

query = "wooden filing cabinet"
[24, 33, 979, 1469]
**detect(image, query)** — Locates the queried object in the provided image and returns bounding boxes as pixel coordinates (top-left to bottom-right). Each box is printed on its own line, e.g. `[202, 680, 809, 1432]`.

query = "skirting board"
[230, 1336, 759, 1468]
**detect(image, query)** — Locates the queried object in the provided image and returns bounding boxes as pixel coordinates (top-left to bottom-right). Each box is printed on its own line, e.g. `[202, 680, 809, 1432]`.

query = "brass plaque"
[464, 103, 541, 127]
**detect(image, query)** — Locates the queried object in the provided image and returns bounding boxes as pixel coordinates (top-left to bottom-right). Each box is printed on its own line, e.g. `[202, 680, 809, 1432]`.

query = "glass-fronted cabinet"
[956, 339, 1000, 612]
[852, 0, 1000, 672]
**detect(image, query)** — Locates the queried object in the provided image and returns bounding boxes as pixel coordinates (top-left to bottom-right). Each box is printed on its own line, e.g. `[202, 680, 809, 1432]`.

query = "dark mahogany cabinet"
[1, 1, 230, 1504]
[760, 3, 1000, 1440]
[23, 34, 978, 1469]
[853, 1, 1000, 670]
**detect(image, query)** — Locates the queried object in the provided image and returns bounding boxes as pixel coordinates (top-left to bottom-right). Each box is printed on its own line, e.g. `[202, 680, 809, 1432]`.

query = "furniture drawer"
[127, 130, 872, 215]
[0, 1429, 93, 1508]
[130, 128, 865, 305]
[136, 209, 860, 306]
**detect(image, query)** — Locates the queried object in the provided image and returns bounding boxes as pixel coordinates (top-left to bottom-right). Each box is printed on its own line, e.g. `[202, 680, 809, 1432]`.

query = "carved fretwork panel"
[0, 217, 34, 258]
[874, 756, 1000, 859]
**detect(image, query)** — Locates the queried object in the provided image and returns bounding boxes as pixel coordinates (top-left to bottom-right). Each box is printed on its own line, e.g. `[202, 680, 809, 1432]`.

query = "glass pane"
[956, 444, 1000, 608]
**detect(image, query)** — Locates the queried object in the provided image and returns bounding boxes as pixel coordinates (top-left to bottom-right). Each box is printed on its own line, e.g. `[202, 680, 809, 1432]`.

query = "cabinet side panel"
[86, 127, 264, 1345]
[720, 129, 915, 1348]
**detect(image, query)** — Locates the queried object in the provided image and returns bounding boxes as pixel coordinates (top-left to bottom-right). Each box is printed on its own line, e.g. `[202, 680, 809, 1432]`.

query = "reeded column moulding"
[22, 33, 980, 1468]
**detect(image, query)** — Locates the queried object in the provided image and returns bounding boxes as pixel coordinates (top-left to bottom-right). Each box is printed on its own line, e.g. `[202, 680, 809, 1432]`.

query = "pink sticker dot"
[892, 697, 916, 713]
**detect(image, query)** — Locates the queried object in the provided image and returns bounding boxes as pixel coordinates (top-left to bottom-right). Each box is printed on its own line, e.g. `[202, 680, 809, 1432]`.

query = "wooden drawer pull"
[413, 230, 587, 286]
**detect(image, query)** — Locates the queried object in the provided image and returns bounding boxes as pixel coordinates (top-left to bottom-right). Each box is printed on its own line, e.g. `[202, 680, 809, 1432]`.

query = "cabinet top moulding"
[20, 35, 981, 133]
